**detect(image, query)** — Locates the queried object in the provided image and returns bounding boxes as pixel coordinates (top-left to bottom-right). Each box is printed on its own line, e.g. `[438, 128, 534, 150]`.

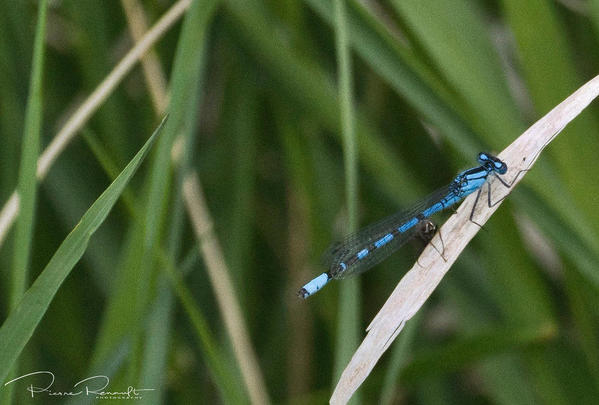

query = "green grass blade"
[390, 0, 523, 144]
[400, 323, 553, 383]
[10, 0, 47, 309]
[136, 0, 218, 400]
[0, 116, 166, 383]
[221, 69, 258, 301]
[163, 260, 246, 404]
[501, 0, 599, 235]
[481, 355, 540, 405]
[563, 267, 599, 391]
[134, 0, 218, 313]
[83, 125, 245, 403]
[334, 0, 358, 234]
[223, 0, 423, 205]
[332, 1, 361, 398]
[442, 268, 541, 405]
[62, 0, 132, 164]
[4, 2, 48, 403]
[513, 188, 599, 286]
[304, 0, 482, 155]
[0, 16, 25, 202]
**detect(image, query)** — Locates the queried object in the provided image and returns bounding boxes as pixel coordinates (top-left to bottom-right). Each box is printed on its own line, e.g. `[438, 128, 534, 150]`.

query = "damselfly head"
[477, 152, 507, 175]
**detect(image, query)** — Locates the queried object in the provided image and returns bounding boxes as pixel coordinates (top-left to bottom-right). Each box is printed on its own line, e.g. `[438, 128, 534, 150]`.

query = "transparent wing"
[324, 184, 452, 279]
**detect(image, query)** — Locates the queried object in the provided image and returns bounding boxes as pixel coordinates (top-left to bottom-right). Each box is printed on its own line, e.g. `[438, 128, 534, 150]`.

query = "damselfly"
[298, 152, 508, 298]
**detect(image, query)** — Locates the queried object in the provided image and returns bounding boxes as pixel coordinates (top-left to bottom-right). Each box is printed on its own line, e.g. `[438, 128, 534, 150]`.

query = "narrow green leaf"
[4, 2, 48, 402]
[223, 0, 423, 204]
[400, 323, 554, 383]
[132, 0, 219, 323]
[10, 0, 48, 309]
[563, 267, 599, 391]
[390, 0, 523, 144]
[304, 0, 482, 155]
[84, 127, 243, 403]
[62, 0, 131, 163]
[136, 0, 219, 391]
[501, 0, 599, 233]
[332, 2, 361, 400]
[0, 116, 166, 383]
[162, 259, 246, 404]
[481, 354, 540, 405]
[222, 72, 258, 300]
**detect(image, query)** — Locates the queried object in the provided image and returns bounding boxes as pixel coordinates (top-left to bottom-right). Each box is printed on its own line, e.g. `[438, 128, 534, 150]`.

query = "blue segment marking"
[398, 217, 419, 233]
[357, 248, 369, 259]
[374, 233, 394, 248]
[421, 201, 445, 218]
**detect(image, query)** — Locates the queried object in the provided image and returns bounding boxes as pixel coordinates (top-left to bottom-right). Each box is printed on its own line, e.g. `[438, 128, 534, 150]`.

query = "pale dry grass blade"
[330, 73, 599, 404]
[0, 193, 19, 248]
[121, 0, 169, 114]
[0, 0, 191, 247]
[183, 172, 271, 405]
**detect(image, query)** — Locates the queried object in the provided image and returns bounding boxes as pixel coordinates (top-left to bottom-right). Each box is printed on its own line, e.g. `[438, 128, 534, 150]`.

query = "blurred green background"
[1, 0, 599, 403]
